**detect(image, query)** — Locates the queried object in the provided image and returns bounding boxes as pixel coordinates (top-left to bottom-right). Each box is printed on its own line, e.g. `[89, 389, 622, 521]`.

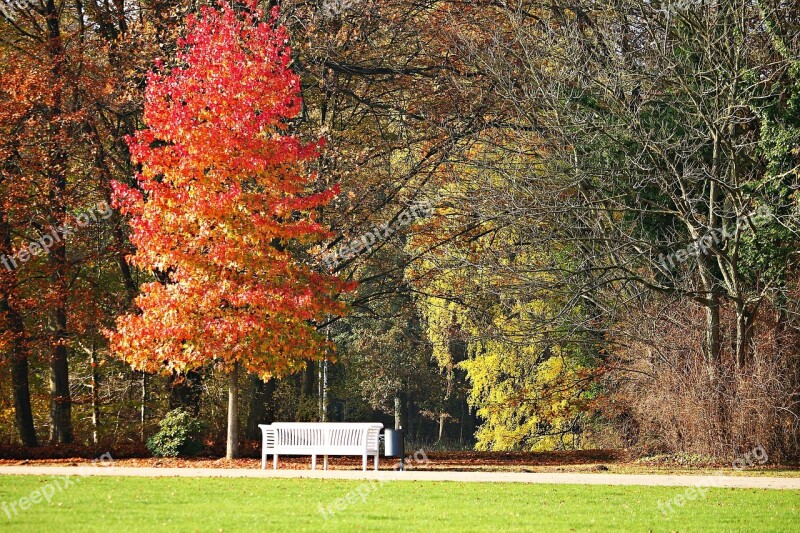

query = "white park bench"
[259, 422, 384, 471]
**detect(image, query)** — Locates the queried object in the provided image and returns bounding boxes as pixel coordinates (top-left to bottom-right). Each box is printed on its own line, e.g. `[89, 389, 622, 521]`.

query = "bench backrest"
[268, 422, 383, 452]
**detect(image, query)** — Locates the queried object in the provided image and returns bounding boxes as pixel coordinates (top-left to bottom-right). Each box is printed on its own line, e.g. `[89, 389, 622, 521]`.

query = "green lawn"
[0, 475, 798, 532]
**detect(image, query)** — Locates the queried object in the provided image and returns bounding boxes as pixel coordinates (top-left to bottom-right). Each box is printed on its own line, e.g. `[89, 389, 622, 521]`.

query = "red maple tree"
[108, 1, 352, 457]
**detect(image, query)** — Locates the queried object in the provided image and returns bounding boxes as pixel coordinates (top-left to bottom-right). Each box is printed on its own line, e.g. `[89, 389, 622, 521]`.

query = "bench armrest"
[259, 424, 275, 451]
[366, 424, 382, 453]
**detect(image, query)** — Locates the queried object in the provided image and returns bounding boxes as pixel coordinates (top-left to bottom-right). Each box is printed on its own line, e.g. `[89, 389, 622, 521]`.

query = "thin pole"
[140, 371, 147, 442]
[322, 321, 329, 422]
[322, 360, 328, 422]
[318, 356, 323, 420]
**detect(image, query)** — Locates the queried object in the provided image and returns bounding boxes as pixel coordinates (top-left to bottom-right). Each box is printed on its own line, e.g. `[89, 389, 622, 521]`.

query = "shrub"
[600, 300, 800, 462]
[146, 409, 205, 458]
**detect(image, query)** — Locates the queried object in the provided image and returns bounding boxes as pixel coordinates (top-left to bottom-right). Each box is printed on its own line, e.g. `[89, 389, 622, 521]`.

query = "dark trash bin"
[384, 428, 405, 470]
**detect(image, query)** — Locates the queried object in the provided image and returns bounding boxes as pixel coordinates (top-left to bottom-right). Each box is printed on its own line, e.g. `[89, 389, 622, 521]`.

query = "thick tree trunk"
[49, 318, 72, 444]
[12, 356, 37, 447]
[46, 200, 72, 444]
[1, 206, 37, 447]
[245, 375, 276, 439]
[47, 192, 72, 444]
[302, 360, 315, 398]
[226, 362, 239, 460]
[45, 0, 73, 446]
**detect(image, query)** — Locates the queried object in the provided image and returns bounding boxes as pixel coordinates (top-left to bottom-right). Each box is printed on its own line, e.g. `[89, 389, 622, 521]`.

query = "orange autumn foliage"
[108, 2, 352, 379]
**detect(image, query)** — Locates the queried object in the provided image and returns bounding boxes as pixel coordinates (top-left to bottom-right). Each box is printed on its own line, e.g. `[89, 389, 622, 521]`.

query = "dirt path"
[1, 466, 799, 489]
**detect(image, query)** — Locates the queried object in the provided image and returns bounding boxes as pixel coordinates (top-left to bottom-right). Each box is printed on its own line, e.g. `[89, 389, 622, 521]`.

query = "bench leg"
[374, 453, 379, 471]
[324, 455, 328, 470]
[273, 454, 278, 470]
[312, 455, 316, 470]
[262, 452, 266, 470]
[362, 454, 367, 471]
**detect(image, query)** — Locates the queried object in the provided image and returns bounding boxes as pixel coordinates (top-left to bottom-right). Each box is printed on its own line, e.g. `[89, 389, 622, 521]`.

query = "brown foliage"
[600, 299, 800, 462]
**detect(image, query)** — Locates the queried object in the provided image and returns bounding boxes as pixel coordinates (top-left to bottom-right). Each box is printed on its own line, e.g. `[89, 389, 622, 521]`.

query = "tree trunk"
[45, 0, 73, 446]
[321, 360, 328, 422]
[774, 307, 788, 357]
[91, 130, 138, 303]
[168, 370, 203, 416]
[394, 395, 403, 430]
[12, 355, 37, 447]
[1, 210, 37, 447]
[302, 360, 315, 398]
[459, 401, 464, 444]
[703, 292, 722, 382]
[735, 304, 754, 369]
[406, 396, 415, 442]
[245, 375, 276, 439]
[226, 362, 240, 460]
[49, 324, 72, 444]
[90, 344, 100, 445]
[141, 371, 148, 443]
[464, 400, 477, 447]
[46, 134, 72, 445]
[702, 132, 722, 383]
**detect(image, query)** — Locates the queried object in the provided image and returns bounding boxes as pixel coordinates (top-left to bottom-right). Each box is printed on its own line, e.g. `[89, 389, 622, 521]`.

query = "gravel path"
[1, 466, 799, 489]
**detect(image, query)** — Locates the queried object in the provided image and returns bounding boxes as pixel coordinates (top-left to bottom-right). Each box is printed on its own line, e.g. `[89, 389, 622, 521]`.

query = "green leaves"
[146, 408, 206, 458]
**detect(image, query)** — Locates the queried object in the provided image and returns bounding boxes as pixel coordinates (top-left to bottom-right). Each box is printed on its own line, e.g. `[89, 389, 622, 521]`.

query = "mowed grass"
[0, 475, 798, 532]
